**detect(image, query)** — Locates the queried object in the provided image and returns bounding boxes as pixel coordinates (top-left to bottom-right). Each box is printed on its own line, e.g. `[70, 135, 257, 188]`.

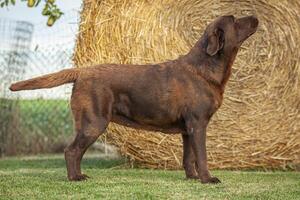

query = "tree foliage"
[0, 0, 63, 26]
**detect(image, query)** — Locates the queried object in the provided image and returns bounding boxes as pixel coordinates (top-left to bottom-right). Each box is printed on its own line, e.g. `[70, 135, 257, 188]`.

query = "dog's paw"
[185, 174, 199, 180]
[80, 173, 90, 179]
[68, 174, 89, 181]
[200, 176, 221, 184]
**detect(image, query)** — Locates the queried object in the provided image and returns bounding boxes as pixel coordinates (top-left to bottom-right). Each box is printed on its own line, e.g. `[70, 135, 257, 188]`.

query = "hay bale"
[74, 0, 300, 170]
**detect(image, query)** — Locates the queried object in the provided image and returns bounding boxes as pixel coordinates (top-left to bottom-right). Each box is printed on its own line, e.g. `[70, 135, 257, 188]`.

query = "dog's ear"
[206, 28, 224, 56]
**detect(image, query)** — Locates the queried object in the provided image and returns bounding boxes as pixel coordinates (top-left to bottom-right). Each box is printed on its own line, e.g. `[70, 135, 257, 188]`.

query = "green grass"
[1, 98, 73, 138]
[18, 99, 73, 138]
[0, 155, 299, 200]
[1, 99, 74, 153]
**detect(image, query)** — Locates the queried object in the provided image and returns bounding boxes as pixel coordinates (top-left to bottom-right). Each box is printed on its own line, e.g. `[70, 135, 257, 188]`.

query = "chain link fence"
[0, 18, 76, 156]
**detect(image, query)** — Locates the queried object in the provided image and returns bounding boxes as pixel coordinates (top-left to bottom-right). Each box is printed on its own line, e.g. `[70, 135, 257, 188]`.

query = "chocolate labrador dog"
[10, 15, 258, 184]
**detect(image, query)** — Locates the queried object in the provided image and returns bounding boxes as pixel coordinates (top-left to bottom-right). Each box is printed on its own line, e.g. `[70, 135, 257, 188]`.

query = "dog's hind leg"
[64, 88, 113, 181]
[182, 134, 198, 179]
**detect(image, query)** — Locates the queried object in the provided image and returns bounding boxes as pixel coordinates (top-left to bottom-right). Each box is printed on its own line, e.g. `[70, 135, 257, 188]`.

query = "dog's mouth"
[236, 16, 259, 44]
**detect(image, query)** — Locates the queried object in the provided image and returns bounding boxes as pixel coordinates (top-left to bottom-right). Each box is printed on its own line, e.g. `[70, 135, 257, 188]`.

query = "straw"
[74, 0, 300, 170]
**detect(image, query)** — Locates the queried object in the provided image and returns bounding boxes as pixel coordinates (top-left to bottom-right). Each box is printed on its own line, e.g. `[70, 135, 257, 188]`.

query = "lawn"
[0, 155, 299, 200]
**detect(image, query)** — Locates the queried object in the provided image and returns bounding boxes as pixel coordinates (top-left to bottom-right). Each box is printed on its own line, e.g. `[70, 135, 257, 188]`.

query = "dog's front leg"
[186, 118, 221, 184]
[182, 134, 198, 179]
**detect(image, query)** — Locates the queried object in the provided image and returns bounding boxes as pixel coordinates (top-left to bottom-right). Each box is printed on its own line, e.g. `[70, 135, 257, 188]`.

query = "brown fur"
[10, 15, 258, 183]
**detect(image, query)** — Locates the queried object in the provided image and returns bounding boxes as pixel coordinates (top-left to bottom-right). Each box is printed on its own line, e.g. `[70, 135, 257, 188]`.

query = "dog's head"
[205, 15, 259, 56]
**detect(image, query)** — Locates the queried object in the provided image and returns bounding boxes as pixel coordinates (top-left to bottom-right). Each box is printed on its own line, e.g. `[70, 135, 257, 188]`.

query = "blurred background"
[0, 0, 82, 155]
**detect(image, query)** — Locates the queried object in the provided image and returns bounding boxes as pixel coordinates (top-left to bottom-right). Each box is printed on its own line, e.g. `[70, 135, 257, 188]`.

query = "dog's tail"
[9, 68, 79, 91]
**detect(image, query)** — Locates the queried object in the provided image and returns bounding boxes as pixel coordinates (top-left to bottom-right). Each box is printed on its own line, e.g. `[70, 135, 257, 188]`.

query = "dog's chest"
[112, 91, 183, 127]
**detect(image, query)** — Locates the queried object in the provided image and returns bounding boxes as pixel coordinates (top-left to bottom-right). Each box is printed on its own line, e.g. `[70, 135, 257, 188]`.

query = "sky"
[0, 0, 82, 26]
[0, 0, 83, 49]
[0, 1, 83, 99]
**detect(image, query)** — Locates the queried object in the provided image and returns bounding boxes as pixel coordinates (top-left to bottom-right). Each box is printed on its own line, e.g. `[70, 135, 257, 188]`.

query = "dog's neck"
[181, 34, 238, 94]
